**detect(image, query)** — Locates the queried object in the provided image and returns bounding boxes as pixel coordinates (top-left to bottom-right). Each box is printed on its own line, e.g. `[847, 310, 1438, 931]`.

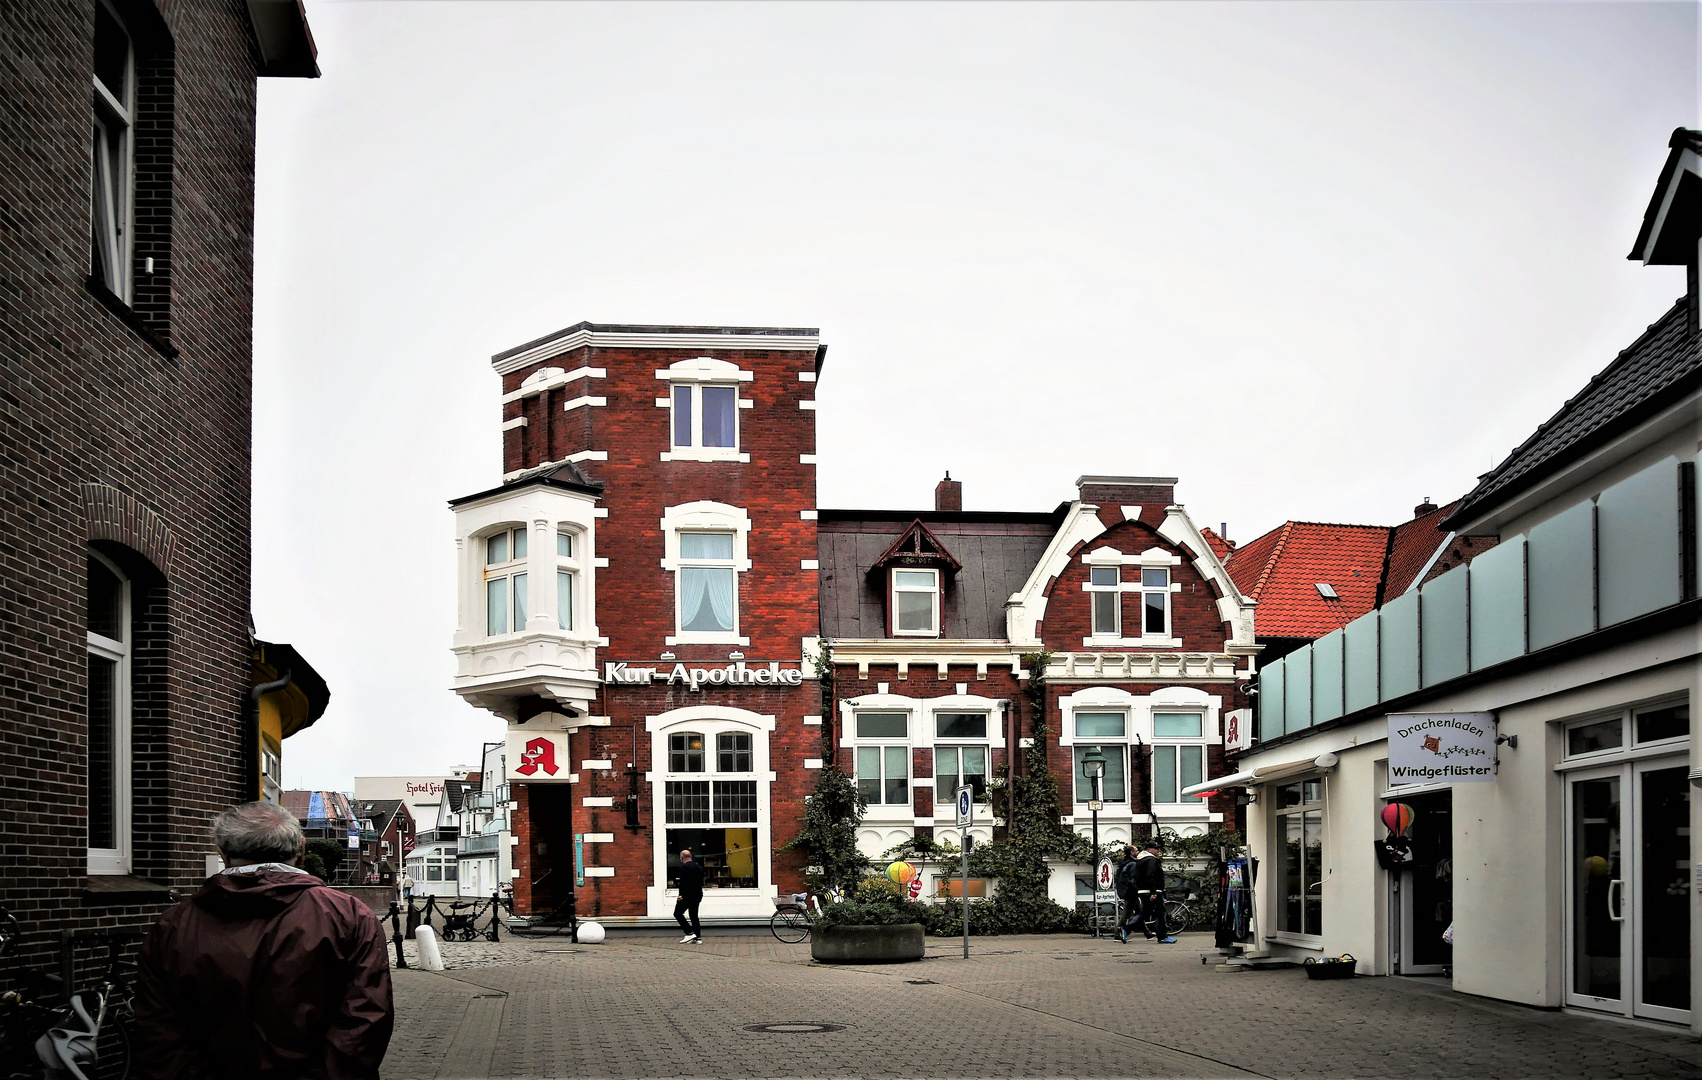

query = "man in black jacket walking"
[675, 849, 706, 943]
[1132, 840, 1176, 943]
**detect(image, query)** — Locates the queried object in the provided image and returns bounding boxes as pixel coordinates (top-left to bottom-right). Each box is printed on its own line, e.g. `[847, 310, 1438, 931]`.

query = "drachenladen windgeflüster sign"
[1388, 712, 1497, 783]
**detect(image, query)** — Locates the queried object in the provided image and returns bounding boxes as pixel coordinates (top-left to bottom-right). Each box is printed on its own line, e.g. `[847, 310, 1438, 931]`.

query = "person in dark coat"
[134, 801, 394, 1079]
[674, 848, 706, 943]
[1113, 846, 1142, 942]
[1133, 840, 1176, 943]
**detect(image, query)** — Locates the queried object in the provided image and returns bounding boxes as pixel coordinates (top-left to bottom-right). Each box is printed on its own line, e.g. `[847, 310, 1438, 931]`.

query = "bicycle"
[0, 907, 138, 1080]
[769, 892, 825, 943]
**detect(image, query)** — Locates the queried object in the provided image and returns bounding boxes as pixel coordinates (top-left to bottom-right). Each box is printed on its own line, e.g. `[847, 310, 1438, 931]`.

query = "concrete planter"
[811, 922, 926, 964]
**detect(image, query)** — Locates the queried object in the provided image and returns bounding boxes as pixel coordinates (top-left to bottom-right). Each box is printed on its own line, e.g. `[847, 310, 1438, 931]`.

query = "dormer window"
[892, 569, 940, 636]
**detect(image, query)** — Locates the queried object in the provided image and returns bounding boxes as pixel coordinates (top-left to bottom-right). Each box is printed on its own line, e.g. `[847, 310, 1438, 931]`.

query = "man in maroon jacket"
[134, 801, 394, 1079]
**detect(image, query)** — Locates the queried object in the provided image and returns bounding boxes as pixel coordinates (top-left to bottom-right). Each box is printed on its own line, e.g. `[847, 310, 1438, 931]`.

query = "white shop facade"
[1193, 362, 1699, 1030]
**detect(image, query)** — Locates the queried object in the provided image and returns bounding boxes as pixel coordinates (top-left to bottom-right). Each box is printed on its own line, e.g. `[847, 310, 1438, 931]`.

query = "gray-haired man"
[133, 801, 394, 1079]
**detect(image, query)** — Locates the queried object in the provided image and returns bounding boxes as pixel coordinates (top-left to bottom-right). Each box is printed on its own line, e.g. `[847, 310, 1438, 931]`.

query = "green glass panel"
[1380, 591, 1420, 700]
[1528, 499, 1595, 650]
[1153, 745, 1176, 803]
[856, 712, 907, 738]
[1469, 535, 1524, 670]
[1075, 712, 1125, 738]
[1597, 457, 1681, 627]
[1153, 713, 1202, 738]
[1420, 564, 1468, 687]
[1284, 647, 1312, 734]
[1260, 660, 1285, 742]
[1343, 612, 1379, 714]
[1312, 629, 1344, 722]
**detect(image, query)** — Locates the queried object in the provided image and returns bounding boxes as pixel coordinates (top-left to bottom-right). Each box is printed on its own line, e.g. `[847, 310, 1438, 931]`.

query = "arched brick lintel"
[79, 482, 178, 578]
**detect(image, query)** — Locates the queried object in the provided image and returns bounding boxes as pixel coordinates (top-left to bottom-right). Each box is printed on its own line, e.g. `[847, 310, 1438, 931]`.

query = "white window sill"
[1266, 931, 1325, 951]
[666, 633, 751, 646]
[892, 630, 940, 638]
[660, 449, 749, 463]
[1080, 636, 1184, 649]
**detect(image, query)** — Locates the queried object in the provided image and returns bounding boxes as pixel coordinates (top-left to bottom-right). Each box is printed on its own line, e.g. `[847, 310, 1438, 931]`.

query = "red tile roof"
[1384, 502, 1456, 596]
[1226, 522, 1391, 639]
[1199, 528, 1236, 561]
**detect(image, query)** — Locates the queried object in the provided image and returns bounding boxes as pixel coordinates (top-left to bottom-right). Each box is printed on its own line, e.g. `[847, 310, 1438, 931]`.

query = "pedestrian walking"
[399, 871, 414, 900]
[133, 801, 394, 1079]
[1133, 839, 1176, 943]
[1113, 845, 1141, 943]
[674, 848, 705, 943]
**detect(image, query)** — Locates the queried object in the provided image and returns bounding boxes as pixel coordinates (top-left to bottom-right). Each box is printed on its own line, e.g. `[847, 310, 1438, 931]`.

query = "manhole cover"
[743, 1022, 847, 1034]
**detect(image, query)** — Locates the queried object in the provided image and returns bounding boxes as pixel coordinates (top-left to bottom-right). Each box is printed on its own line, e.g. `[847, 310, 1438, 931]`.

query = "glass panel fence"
[1420, 563, 1468, 687]
[1469, 535, 1525, 670]
[1260, 659, 1285, 741]
[1380, 591, 1420, 700]
[1312, 629, 1344, 723]
[1284, 650, 1312, 735]
[1597, 456, 1681, 627]
[1343, 611, 1379, 713]
[1528, 499, 1595, 650]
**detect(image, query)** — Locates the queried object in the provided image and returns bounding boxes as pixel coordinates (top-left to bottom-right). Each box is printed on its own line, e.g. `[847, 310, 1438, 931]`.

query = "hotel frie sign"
[1388, 712, 1497, 783]
[603, 661, 805, 691]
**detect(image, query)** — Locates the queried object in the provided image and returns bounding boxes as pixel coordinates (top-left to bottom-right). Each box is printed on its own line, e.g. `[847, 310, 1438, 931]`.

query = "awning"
[1181, 752, 1340, 797]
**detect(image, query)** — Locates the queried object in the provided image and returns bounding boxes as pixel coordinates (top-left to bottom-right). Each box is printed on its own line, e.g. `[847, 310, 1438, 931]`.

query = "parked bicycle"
[769, 892, 824, 943]
[0, 906, 139, 1080]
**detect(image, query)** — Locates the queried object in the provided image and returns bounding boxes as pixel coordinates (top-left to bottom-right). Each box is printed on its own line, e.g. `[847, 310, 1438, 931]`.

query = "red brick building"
[450, 324, 825, 924]
[0, 0, 316, 955]
[820, 475, 1258, 903]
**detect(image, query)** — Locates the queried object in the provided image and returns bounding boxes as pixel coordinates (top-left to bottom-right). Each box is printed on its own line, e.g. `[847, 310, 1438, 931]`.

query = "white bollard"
[414, 925, 444, 971]
[576, 920, 605, 944]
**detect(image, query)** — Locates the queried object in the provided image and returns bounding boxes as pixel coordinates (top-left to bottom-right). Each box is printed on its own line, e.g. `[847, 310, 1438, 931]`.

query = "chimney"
[1414, 497, 1439, 518]
[935, 472, 962, 512]
[1074, 475, 1178, 520]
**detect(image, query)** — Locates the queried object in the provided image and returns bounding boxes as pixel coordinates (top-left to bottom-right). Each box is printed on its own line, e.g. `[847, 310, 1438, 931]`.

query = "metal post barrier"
[387, 902, 408, 969]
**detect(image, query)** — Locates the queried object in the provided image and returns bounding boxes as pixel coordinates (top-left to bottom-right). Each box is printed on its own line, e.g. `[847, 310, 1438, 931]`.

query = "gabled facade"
[821, 475, 1258, 902]
[451, 323, 825, 925]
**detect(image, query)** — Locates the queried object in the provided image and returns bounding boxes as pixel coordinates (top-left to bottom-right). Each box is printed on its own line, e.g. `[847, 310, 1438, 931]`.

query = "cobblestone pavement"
[380, 932, 1702, 1079]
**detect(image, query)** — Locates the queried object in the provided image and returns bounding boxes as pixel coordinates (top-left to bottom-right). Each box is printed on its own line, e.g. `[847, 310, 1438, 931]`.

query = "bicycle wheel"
[1163, 900, 1191, 932]
[92, 1013, 132, 1080]
[770, 909, 810, 944]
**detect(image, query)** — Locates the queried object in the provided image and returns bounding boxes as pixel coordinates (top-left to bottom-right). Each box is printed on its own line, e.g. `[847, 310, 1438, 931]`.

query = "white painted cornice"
[493, 330, 819, 375]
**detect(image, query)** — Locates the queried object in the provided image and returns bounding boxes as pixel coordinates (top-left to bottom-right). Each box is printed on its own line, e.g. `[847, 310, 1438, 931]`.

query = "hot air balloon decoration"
[1380, 802, 1416, 837]
[886, 860, 917, 886]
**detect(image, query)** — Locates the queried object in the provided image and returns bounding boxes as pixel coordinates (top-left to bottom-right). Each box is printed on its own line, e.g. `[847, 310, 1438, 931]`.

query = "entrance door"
[1566, 759, 1691, 1024]
[1392, 791, 1452, 975]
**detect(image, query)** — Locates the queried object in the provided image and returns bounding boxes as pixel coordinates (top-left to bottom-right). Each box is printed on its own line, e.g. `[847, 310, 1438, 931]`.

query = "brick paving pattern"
[381, 932, 1702, 1079]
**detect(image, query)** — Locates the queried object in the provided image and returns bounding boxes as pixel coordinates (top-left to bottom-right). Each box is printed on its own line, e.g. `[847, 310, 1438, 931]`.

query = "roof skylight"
[1315, 582, 1339, 599]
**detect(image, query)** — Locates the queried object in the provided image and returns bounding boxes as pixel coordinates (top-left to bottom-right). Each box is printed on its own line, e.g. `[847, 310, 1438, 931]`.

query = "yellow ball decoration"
[887, 860, 916, 885]
[1584, 855, 1610, 878]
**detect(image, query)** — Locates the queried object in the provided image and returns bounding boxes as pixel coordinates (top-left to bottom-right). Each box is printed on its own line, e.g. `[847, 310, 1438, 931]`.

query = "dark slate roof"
[1629, 128, 1702, 265]
[443, 779, 473, 814]
[358, 798, 406, 835]
[818, 512, 1059, 639]
[1443, 298, 1699, 530]
[448, 459, 604, 507]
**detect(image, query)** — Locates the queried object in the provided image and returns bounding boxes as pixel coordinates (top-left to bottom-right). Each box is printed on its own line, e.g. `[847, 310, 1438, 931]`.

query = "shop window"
[1089, 566, 1120, 636]
[1565, 701, 1690, 759]
[484, 526, 528, 636]
[669, 732, 705, 772]
[891, 569, 940, 636]
[1140, 567, 1170, 636]
[1152, 711, 1205, 804]
[87, 550, 131, 875]
[1276, 779, 1325, 938]
[854, 711, 910, 806]
[678, 532, 737, 635]
[1071, 712, 1127, 802]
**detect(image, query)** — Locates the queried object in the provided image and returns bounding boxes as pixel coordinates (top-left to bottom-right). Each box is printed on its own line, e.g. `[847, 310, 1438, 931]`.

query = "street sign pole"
[956, 785, 972, 960]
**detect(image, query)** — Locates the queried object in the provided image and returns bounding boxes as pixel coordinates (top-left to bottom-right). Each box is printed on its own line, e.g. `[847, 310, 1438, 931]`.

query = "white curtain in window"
[682, 567, 735, 631]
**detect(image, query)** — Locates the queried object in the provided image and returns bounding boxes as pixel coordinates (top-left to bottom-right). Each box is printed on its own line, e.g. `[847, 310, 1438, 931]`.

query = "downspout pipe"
[245, 669, 292, 801]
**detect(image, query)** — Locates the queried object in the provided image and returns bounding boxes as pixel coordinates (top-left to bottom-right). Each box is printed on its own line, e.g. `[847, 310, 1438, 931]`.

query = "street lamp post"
[1080, 748, 1107, 939]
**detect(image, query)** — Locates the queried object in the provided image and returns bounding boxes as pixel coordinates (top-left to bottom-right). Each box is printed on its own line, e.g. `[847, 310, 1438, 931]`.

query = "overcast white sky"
[252, 1, 1697, 791]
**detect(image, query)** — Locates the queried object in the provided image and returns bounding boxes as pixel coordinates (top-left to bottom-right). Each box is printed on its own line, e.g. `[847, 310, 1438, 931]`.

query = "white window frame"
[848, 709, 912, 812]
[90, 0, 134, 301]
[1271, 776, 1327, 944]
[932, 708, 991, 805]
[1150, 710, 1208, 805]
[656, 357, 753, 463]
[87, 549, 131, 875]
[1087, 565, 1120, 637]
[890, 568, 941, 637]
[1078, 547, 1183, 648]
[483, 525, 529, 637]
[645, 706, 775, 914]
[556, 527, 580, 632]
[660, 502, 752, 645]
[261, 737, 282, 805]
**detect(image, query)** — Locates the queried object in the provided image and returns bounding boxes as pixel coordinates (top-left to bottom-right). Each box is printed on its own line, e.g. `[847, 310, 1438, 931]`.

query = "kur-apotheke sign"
[604, 661, 805, 691]
[1388, 712, 1496, 783]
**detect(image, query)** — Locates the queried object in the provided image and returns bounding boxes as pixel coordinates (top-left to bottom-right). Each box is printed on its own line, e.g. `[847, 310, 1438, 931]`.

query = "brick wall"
[1039, 519, 1231, 650]
[1, 0, 265, 962]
